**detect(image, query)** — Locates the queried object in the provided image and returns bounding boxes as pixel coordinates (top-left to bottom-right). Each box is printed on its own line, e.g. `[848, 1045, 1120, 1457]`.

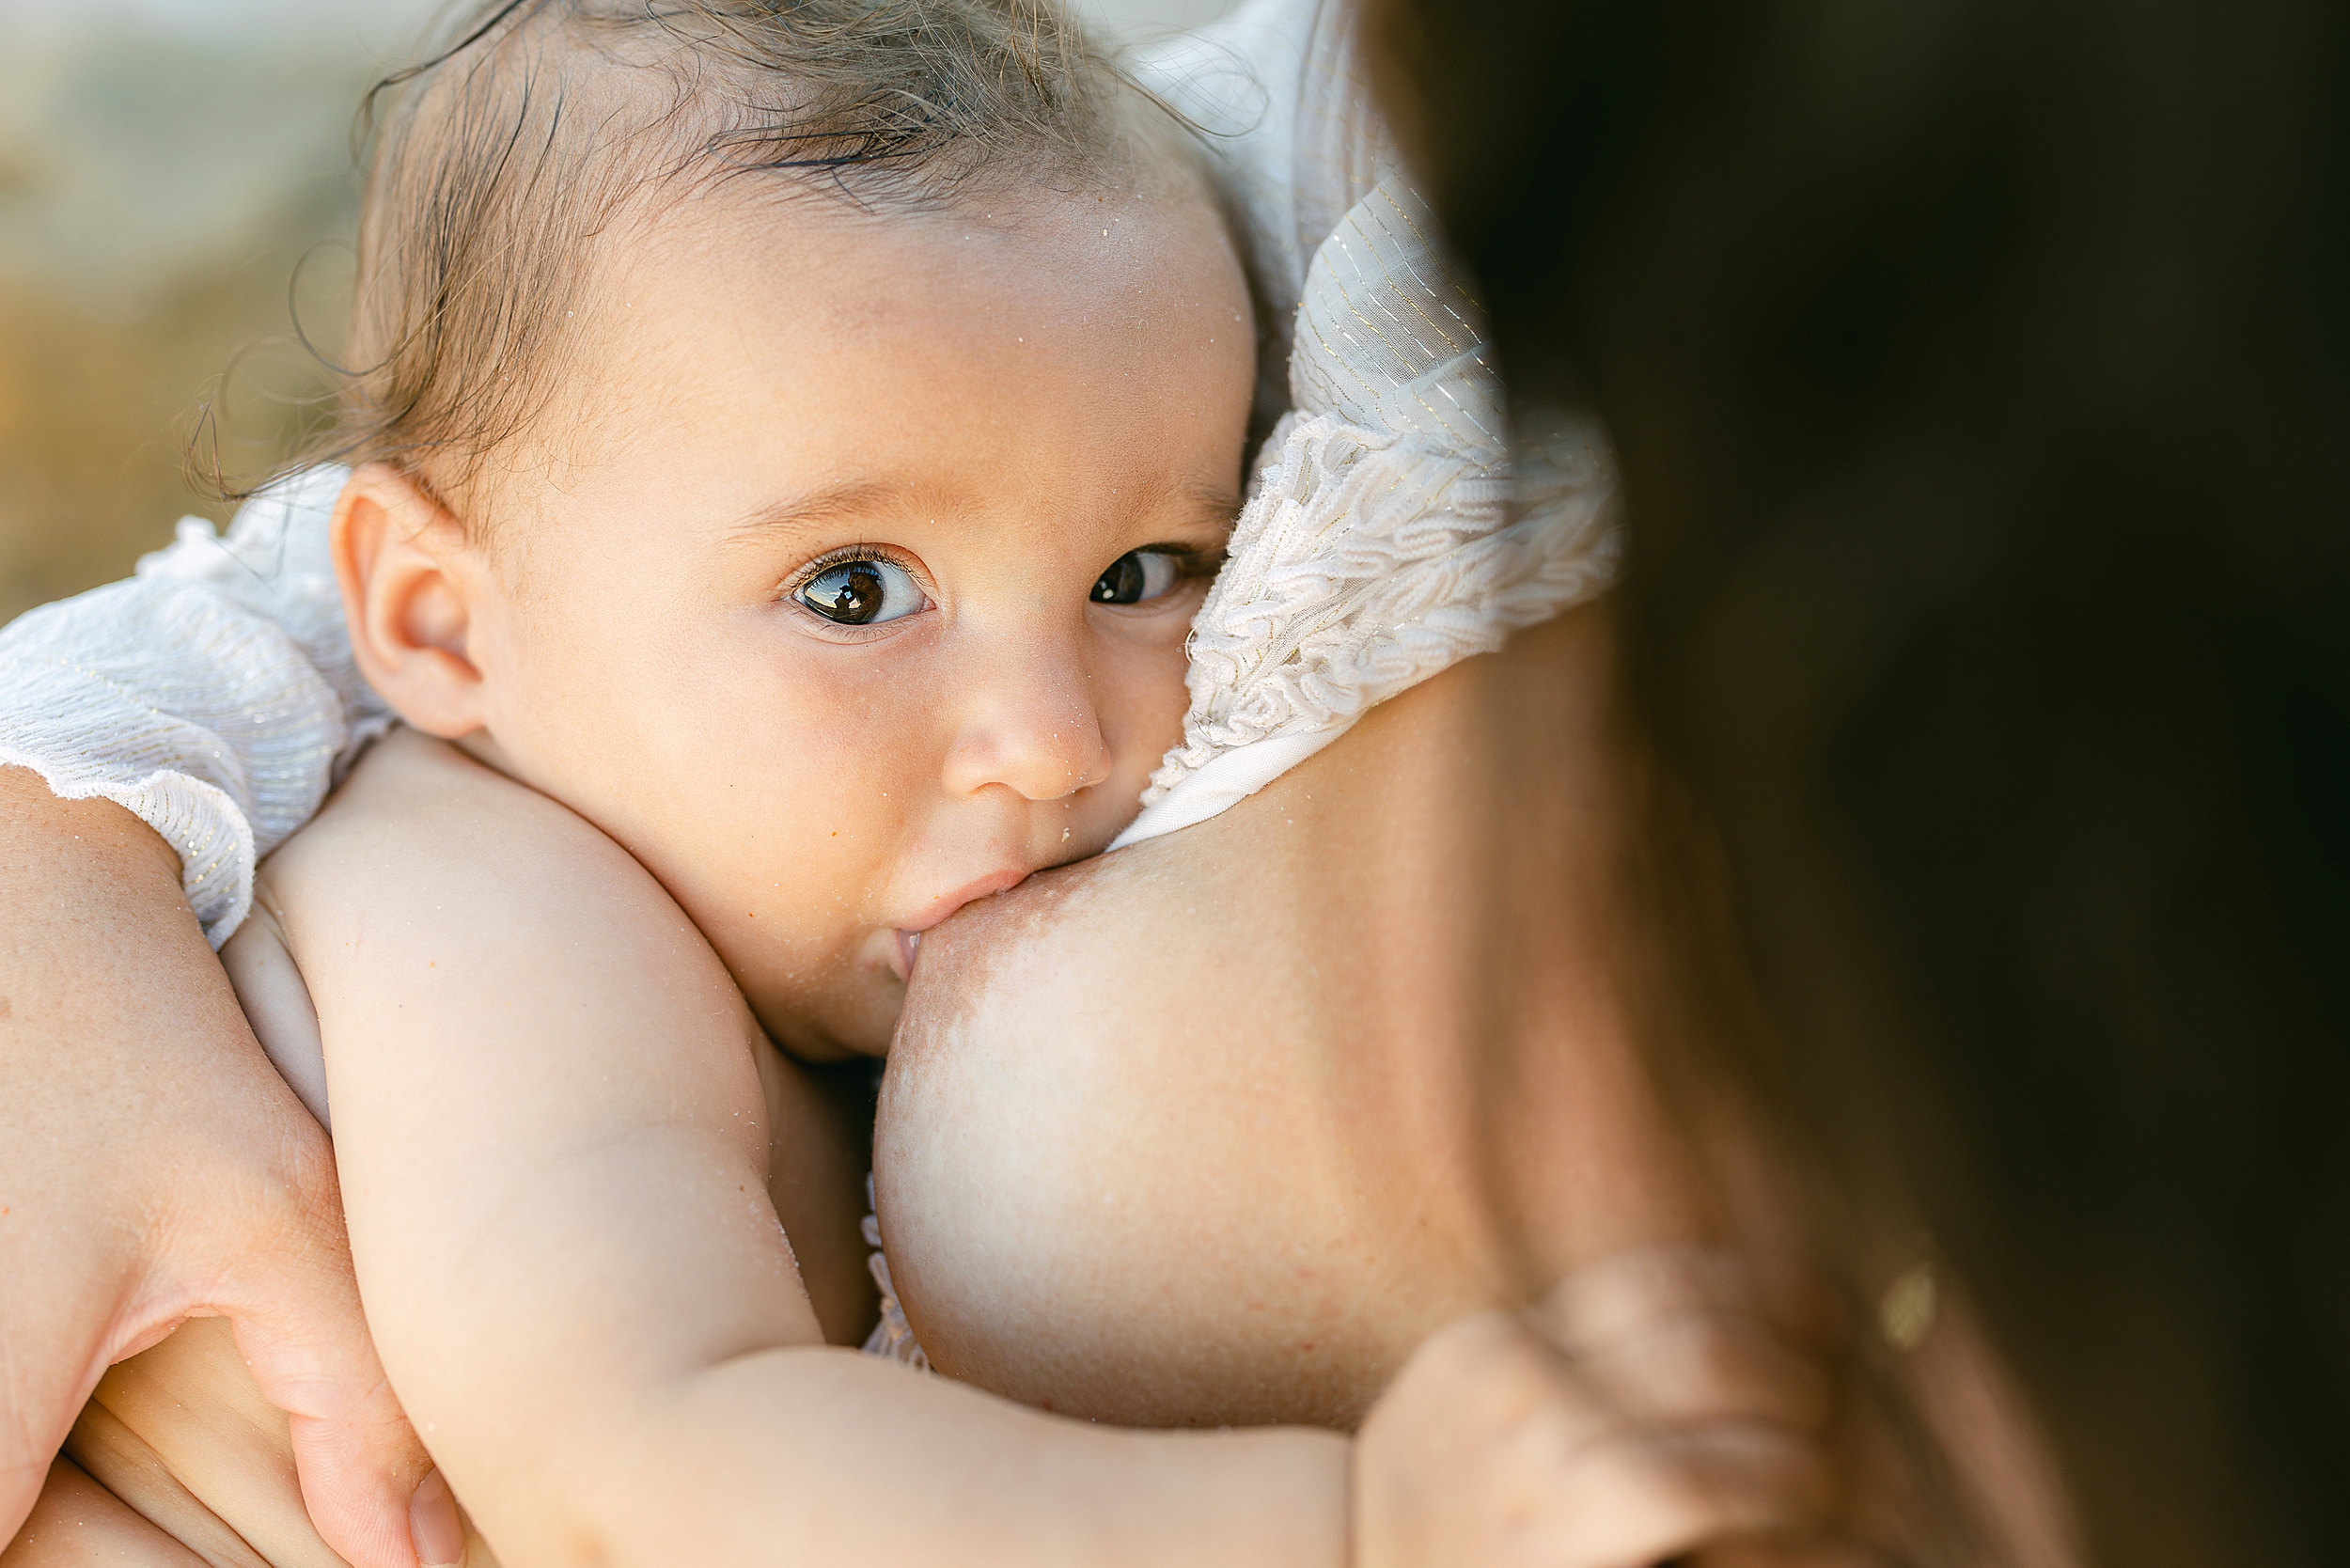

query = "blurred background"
[0, 0, 1232, 625]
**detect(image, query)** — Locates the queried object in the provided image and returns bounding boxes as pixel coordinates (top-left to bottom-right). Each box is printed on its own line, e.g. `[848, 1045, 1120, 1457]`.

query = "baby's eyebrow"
[1172, 479, 1244, 531]
[725, 479, 904, 547]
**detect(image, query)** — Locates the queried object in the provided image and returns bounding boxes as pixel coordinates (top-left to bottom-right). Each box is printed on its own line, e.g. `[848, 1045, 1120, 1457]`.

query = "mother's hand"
[0, 769, 455, 1568]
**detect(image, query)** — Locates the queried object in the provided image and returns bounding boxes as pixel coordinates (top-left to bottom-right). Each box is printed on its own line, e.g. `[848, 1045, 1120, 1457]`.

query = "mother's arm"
[0, 772, 448, 1568]
[877, 603, 1717, 1429]
[0, 475, 453, 1563]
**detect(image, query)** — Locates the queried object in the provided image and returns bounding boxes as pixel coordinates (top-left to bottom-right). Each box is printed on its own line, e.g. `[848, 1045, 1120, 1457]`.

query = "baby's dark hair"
[315, 0, 1132, 509]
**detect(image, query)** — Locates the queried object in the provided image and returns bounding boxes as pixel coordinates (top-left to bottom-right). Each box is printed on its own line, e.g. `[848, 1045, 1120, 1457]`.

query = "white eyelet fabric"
[0, 466, 391, 947]
[859, 1177, 932, 1372]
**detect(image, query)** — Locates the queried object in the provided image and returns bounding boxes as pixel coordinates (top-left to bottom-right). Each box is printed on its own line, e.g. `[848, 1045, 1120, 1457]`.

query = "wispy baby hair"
[321, 0, 1121, 505]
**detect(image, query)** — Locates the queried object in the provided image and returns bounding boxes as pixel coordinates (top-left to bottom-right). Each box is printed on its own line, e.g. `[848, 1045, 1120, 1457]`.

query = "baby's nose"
[941, 682, 1112, 803]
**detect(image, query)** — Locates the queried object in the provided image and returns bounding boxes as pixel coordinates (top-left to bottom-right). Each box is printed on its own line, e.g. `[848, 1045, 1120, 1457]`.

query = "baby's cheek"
[1104, 618, 1197, 782]
[684, 866, 905, 1057]
[630, 768, 901, 1046]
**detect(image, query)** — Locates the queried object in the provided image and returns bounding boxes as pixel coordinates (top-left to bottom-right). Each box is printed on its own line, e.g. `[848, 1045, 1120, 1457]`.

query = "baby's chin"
[738, 931, 908, 1061]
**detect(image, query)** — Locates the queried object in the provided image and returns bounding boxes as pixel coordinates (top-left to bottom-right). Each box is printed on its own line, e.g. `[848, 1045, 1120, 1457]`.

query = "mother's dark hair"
[1370, 1, 2350, 1563]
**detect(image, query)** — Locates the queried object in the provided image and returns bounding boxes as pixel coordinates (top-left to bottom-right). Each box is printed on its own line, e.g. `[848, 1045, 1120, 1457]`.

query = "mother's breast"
[872, 613, 1696, 1432]
[871, 788, 1508, 1432]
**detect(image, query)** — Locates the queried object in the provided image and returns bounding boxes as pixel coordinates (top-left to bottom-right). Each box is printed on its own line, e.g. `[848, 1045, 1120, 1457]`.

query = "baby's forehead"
[498, 171, 1252, 533]
[342, 0, 1240, 510]
[560, 166, 1246, 444]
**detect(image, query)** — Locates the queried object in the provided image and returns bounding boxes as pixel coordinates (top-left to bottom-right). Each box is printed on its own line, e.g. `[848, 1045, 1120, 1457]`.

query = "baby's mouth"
[884, 866, 1031, 983]
[888, 929, 921, 984]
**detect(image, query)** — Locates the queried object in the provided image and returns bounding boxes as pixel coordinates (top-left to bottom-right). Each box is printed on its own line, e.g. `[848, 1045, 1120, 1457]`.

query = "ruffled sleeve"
[1110, 173, 1621, 848]
[0, 466, 392, 948]
[1114, 3, 1622, 850]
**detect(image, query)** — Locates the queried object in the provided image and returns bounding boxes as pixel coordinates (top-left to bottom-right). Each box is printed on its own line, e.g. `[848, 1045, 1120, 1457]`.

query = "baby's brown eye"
[797, 558, 924, 626]
[1090, 550, 1182, 605]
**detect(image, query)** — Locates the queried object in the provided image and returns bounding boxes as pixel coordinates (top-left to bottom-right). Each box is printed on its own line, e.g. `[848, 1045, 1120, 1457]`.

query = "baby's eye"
[796, 558, 927, 626]
[1089, 550, 1183, 605]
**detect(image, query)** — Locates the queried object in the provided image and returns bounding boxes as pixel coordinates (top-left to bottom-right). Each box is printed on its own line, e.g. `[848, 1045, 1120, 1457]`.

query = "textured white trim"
[1114, 174, 1621, 849]
[0, 466, 388, 947]
[858, 1180, 932, 1372]
[1109, 728, 1342, 849]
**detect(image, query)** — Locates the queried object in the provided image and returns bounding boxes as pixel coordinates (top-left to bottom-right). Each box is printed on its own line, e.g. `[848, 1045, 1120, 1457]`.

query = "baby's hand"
[1354, 1249, 1872, 1568]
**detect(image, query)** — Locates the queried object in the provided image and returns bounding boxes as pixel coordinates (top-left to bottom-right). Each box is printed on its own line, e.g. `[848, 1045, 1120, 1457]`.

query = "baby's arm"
[268, 729, 1346, 1568]
[218, 851, 877, 1350]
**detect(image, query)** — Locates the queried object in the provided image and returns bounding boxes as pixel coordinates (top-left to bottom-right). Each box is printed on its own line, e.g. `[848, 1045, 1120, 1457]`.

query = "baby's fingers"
[1356, 1307, 1832, 1568]
[1568, 1311, 1832, 1437]
[1531, 1423, 1834, 1568]
[1536, 1249, 1845, 1364]
[1357, 1262, 1860, 1568]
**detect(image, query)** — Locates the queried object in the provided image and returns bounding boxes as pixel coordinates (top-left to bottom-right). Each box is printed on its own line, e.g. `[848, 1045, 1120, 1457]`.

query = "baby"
[5, 1, 1837, 1564]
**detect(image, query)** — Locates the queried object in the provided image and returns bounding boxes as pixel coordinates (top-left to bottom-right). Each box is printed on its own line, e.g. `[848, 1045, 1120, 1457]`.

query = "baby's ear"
[333, 463, 491, 739]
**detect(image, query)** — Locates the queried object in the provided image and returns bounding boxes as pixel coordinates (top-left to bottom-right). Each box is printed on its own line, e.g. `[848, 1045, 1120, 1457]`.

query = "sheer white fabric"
[1131, 0, 1392, 428]
[1108, 180, 1619, 847]
[0, 466, 390, 947]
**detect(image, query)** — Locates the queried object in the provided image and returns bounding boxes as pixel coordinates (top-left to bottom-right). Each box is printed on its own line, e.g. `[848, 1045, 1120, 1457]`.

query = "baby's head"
[325, 0, 1255, 1056]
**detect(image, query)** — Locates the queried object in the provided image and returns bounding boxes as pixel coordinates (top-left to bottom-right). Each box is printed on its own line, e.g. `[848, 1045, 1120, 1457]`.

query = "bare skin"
[2, 1457, 206, 1568]
[0, 717, 1837, 1568]
[0, 159, 1853, 1566]
[880, 601, 2075, 1564]
[0, 771, 453, 1568]
[878, 604, 1706, 1428]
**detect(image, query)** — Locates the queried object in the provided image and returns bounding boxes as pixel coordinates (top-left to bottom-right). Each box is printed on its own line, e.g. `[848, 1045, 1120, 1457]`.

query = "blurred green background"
[0, 0, 1231, 626]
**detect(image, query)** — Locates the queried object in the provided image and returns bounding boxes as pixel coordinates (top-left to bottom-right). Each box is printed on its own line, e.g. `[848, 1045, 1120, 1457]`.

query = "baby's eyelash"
[778, 543, 902, 599]
[1145, 543, 1226, 579]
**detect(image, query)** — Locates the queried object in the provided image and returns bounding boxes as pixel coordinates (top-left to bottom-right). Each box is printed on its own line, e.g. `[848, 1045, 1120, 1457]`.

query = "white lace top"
[1108, 4, 1619, 847]
[1112, 170, 1617, 845]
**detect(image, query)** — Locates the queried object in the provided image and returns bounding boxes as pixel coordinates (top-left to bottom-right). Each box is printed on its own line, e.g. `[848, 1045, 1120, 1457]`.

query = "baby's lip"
[884, 867, 1031, 983]
[904, 868, 1031, 934]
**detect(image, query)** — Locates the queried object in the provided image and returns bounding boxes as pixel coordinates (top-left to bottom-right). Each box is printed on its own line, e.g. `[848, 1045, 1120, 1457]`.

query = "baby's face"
[462, 181, 1254, 1057]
